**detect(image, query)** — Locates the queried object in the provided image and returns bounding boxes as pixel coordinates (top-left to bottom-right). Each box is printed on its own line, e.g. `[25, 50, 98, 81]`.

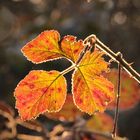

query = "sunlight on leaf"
[72, 49, 114, 114]
[46, 94, 84, 122]
[14, 70, 67, 120]
[107, 69, 140, 110]
[60, 35, 84, 62]
[21, 30, 64, 64]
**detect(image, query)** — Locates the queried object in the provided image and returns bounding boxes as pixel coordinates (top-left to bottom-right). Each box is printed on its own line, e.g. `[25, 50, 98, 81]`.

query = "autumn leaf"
[86, 113, 113, 132]
[72, 49, 114, 115]
[21, 30, 64, 64]
[14, 70, 67, 120]
[106, 69, 140, 110]
[46, 94, 84, 122]
[60, 35, 84, 62]
[86, 113, 114, 140]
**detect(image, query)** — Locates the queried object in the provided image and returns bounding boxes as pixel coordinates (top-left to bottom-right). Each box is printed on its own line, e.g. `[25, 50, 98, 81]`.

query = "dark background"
[0, 0, 139, 139]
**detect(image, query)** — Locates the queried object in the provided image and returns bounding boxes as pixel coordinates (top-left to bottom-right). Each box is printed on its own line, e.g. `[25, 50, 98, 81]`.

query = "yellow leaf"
[72, 50, 114, 114]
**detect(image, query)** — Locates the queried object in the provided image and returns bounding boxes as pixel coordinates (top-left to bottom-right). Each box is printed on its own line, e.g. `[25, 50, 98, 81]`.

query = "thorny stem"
[112, 61, 122, 137]
[76, 42, 91, 65]
[84, 35, 140, 83]
[83, 34, 139, 139]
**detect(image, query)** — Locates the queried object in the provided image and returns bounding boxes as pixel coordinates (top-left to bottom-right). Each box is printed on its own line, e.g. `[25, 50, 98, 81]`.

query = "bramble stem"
[76, 44, 89, 65]
[84, 35, 140, 83]
[112, 61, 122, 137]
[60, 40, 95, 75]
[60, 63, 76, 75]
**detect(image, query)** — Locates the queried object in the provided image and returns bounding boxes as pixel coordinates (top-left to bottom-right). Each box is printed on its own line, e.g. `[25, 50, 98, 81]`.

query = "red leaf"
[14, 70, 67, 120]
[86, 113, 113, 132]
[86, 113, 114, 140]
[107, 69, 140, 110]
[46, 94, 84, 122]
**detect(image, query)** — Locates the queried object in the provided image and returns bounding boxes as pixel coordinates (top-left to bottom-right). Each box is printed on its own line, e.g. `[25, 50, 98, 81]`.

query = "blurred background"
[0, 0, 139, 139]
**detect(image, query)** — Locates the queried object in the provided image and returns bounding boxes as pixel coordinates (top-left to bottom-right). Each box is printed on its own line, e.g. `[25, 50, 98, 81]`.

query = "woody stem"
[84, 34, 140, 83]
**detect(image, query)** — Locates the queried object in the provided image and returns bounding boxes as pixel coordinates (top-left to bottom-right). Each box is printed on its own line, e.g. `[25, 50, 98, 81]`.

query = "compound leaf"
[60, 35, 84, 62]
[107, 69, 140, 110]
[72, 50, 114, 115]
[46, 94, 84, 122]
[21, 30, 64, 64]
[14, 70, 67, 120]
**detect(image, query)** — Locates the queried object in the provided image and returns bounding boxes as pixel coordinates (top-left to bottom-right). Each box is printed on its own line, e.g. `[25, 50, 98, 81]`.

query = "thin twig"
[17, 134, 43, 140]
[0, 110, 17, 139]
[112, 59, 122, 137]
[84, 35, 140, 83]
[64, 128, 127, 140]
[78, 128, 113, 139]
[61, 40, 96, 75]
[76, 41, 92, 65]
[60, 63, 76, 75]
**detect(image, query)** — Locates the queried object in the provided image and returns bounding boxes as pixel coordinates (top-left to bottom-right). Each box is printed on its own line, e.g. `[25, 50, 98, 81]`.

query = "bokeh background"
[0, 0, 140, 139]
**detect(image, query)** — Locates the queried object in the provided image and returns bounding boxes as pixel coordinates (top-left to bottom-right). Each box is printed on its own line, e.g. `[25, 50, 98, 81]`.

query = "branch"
[78, 128, 113, 139]
[0, 110, 17, 139]
[84, 35, 140, 83]
[74, 128, 127, 140]
[17, 134, 44, 140]
[60, 41, 92, 75]
[112, 62, 122, 137]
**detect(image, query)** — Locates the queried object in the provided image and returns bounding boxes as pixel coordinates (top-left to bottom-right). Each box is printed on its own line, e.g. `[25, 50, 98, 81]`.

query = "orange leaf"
[60, 35, 84, 62]
[14, 70, 67, 120]
[46, 94, 84, 122]
[72, 50, 114, 114]
[86, 113, 114, 140]
[86, 113, 113, 132]
[21, 30, 64, 64]
[107, 69, 140, 110]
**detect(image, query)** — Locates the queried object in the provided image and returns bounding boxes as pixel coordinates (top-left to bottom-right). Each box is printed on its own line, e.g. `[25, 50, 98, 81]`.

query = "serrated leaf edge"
[14, 70, 67, 121]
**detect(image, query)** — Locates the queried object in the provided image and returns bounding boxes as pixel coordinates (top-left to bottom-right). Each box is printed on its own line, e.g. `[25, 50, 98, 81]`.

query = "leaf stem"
[84, 35, 140, 83]
[112, 61, 122, 137]
[60, 40, 96, 76]
[60, 63, 76, 75]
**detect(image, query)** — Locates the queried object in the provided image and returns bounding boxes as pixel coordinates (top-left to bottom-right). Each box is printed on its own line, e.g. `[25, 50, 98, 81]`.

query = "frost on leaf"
[60, 35, 84, 62]
[21, 30, 64, 64]
[72, 49, 114, 115]
[46, 94, 84, 122]
[14, 70, 67, 121]
[86, 113, 114, 140]
[107, 69, 140, 110]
